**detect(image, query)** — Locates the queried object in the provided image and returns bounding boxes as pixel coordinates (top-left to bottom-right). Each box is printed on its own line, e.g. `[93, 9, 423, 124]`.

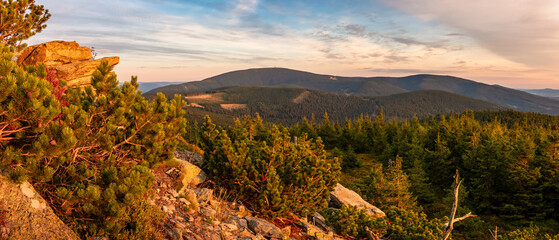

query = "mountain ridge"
[145, 67, 559, 115]
[154, 85, 505, 125]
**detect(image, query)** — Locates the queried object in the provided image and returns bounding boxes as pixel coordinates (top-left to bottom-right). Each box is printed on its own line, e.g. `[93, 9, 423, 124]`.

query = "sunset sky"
[30, 0, 559, 89]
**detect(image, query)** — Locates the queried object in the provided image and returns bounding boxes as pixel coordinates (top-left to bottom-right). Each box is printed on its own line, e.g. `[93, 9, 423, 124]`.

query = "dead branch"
[366, 227, 380, 240]
[440, 170, 474, 240]
[490, 226, 498, 240]
[443, 212, 478, 229]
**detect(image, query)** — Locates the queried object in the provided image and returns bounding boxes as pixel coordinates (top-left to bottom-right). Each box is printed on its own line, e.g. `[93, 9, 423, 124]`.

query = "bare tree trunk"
[439, 170, 477, 240]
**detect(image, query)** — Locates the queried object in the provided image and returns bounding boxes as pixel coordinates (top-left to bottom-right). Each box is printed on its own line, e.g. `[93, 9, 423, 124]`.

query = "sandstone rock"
[193, 188, 214, 202]
[167, 189, 179, 198]
[237, 218, 249, 230]
[17, 41, 91, 66]
[17, 41, 120, 87]
[165, 167, 182, 178]
[281, 226, 291, 238]
[164, 227, 182, 240]
[245, 216, 284, 239]
[177, 158, 207, 187]
[222, 223, 238, 231]
[0, 175, 80, 240]
[296, 220, 331, 240]
[175, 149, 204, 167]
[308, 212, 333, 233]
[49, 56, 119, 87]
[330, 183, 386, 218]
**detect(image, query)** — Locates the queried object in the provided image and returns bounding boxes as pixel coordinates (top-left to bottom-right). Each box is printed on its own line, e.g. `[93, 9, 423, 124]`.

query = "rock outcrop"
[329, 183, 386, 218]
[17, 41, 119, 87]
[0, 175, 80, 240]
[245, 216, 285, 239]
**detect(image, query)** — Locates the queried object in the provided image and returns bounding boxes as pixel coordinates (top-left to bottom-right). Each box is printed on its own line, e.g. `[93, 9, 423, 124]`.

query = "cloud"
[382, 0, 559, 69]
[234, 0, 259, 13]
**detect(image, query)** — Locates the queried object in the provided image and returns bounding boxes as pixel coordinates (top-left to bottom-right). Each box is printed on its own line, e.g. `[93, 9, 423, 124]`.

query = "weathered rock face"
[175, 149, 204, 167]
[330, 183, 386, 218]
[0, 175, 80, 240]
[49, 56, 120, 87]
[17, 41, 119, 87]
[245, 216, 285, 239]
[17, 41, 91, 66]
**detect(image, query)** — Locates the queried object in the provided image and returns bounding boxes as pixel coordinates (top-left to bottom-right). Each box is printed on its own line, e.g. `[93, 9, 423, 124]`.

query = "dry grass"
[184, 93, 223, 104]
[186, 103, 204, 108]
[220, 104, 247, 110]
[292, 91, 310, 104]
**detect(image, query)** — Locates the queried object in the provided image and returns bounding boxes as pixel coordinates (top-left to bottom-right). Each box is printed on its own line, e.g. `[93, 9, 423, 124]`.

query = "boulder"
[49, 56, 119, 87]
[0, 175, 80, 240]
[17, 41, 91, 66]
[244, 216, 284, 239]
[296, 220, 332, 240]
[17, 41, 120, 87]
[175, 149, 204, 167]
[329, 183, 385, 218]
[308, 212, 333, 233]
[176, 158, 207, 187]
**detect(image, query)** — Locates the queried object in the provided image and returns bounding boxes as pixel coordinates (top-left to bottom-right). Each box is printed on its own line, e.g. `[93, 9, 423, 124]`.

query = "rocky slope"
[0, 175, 80, 240]
[150, 149, 383, 240]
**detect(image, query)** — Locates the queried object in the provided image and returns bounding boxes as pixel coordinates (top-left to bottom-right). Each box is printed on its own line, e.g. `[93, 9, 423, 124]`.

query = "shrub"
[201, 115, 341, 218]
[323, 205, 444, 240]
[384, 206, 445, 240]
[500, 225, 559, 240]
[0, 44, 186, 238]
[322, 205, 387, 238]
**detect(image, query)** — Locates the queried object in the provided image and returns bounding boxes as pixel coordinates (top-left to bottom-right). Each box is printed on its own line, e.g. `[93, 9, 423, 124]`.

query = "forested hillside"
[287, 111, 559, 239]
[148, 86, 504, 125]
[176, 110, 559, 239]
[146, 68, 559, 115]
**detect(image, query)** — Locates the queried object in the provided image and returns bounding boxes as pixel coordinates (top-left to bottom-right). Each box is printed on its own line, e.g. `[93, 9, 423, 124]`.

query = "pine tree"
[0, 0, 51, 50]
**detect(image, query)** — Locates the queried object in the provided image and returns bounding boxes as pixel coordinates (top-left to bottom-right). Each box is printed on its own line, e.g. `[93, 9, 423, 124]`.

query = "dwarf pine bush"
[201, 115, 341, 219]
[322, 205, 444, 240]
[0, 44, 186, 238]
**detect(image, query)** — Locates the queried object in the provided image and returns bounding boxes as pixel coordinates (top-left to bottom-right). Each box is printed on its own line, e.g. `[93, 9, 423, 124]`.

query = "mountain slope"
[146, 68, 559, 115]
[137, 81, 185, 92]
[146, 68, 407, 97]
[166, 86, 504, 125]
[376, 74, 559, 114]
[522, 89, 559, 100]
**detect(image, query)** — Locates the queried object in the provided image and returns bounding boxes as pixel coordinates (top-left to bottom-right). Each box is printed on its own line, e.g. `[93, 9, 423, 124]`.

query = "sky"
[29, 0, 559, 89]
